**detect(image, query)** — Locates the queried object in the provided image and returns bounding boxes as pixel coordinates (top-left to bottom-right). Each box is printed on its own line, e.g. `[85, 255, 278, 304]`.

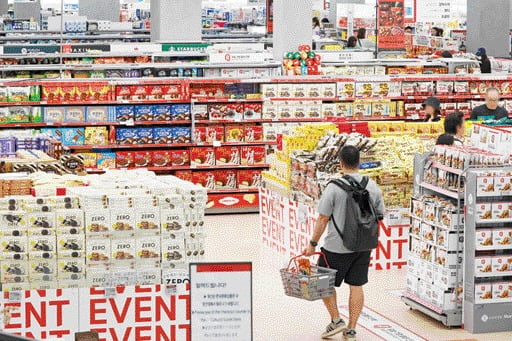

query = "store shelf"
[475, 272, 512, 278]
[265, 97, 337, 102]
[475, 218, 512, 224]
[207, 189, 259, 194]
[66, 143, 194, 150]
[0, 120, 192, 128]
[472, 298, 512, 304]
[401, 293, 462, 327]
[87, 165, 268, 173]
[193, 164, 269, 170]
[194, 118, 324, 124]
[419, 182, 464, 200]
[431, 162, 464, 176]
[194, 142, 268, 147]
[192, 98, 263, 103]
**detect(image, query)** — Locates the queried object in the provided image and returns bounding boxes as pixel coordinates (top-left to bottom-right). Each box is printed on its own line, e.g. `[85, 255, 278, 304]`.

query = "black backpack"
[329, 175, 380, 252]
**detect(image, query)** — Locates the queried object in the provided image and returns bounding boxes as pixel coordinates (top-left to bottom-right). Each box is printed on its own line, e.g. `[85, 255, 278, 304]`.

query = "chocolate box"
[241, 146, 266, 165]
[193, 126, 208, 143]
[238, 170, 262, 189]
[225, 125, 244, 142]
[208, 104, 227, 120]
[193, 104, 208, 120]
[243, 103, 262, 120]
[116, 128, 138, 144]
[133, 151, 153, 167]
[86, 106, 109, 122]
[191, 171, 216, 190]
[134, 105, 154, 121]
[152, 127, 173, 144]
[190, 147, 216, 167]
[206, 126, 225, 143]
[151, 151, 171, 167]
[214, 170, 238, 190]
[215, 146, 241, 165]
[171, 104, 191, 120]
[169, 149, 190, 167]
[116, 151, 135, 168]
[171, 127, 191, 143]
[243, 125, 263, 142]
[152, 105, 172, 121]
[135, 127, 154, 144]
[115, 105, 135, 122]
[85, 127, 108, 145]
[64, 107, 86, 122]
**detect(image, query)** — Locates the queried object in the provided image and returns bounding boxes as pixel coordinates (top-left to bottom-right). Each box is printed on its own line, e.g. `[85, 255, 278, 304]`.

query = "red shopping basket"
[280, 252, 337, 301]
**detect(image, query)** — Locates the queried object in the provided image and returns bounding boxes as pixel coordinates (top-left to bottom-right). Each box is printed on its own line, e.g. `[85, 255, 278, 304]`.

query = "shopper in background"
[470, 87, 508, 120]
[443, 111, 465, 145]
[441, 51, 453, 58]
[436, 133, 455, 146]
[346, 36, 358, 48]
[422, 96, 442, 122]
[321, 18, 330, 28]
[476, 47, 491, 73]
[404, 26, 414, 34]
[430, 27, 444, 37]
[305, 146, 385, 341]
[313, 17, 321, 37]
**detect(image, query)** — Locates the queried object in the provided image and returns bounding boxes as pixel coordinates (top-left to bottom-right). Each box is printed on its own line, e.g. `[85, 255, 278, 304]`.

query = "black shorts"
[318, 247, 371, 287]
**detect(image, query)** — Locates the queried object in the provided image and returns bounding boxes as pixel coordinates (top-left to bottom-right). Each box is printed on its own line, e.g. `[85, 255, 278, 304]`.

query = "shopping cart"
[280, 252, 337, 301]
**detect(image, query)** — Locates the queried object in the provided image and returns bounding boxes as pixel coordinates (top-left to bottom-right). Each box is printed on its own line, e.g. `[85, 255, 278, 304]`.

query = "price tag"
[8, 291, 22, 302]
[213, 141, 221, 147]
[104, 287, 116, 297]
[47, 122, 54, 126]
[411, 114, 420, 120]
[165, 285, 177, 295]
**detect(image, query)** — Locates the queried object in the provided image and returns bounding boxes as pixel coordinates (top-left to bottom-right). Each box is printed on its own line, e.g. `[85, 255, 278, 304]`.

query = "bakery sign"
[0, 285, 190, 341]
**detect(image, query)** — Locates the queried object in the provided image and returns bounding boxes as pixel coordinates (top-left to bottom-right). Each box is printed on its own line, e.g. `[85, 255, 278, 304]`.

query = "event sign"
[377, 0, 405, 50]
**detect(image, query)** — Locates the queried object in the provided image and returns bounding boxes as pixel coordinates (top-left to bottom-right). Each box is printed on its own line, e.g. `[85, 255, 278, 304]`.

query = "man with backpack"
[304, 146, 385, 340]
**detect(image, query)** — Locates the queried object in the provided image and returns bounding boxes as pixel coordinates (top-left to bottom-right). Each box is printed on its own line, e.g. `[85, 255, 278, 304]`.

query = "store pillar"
[79, 0, 120, 22]
[0, 0, 7, 16]
[150, 0, 202, 42]
[466, 0, 511, 58]
[273, 0, 313, 61]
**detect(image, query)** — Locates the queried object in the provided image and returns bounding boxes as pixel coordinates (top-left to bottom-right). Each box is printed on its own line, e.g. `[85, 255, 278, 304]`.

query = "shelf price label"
[190, 263, 252, 341]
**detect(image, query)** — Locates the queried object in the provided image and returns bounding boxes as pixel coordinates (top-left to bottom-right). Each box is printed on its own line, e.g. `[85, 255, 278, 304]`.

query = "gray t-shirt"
[318, 173, 385, 254]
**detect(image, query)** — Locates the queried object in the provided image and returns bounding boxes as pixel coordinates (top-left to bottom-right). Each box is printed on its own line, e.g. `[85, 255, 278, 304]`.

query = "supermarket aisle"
[205, 214, 512, 341]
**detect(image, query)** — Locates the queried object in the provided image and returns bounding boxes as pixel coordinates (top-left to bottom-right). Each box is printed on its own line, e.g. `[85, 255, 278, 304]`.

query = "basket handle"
[286, 252, 330, 270]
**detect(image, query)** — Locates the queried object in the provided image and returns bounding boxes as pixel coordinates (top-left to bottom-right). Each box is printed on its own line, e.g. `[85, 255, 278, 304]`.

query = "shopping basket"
[280, 252, 337, 301]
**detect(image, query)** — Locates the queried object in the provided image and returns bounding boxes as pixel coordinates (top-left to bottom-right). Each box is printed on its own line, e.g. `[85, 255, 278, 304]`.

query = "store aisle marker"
[339, 305, 428, 341]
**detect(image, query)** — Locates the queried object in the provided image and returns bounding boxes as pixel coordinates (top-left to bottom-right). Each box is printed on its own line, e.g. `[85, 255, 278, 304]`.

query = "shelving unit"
[402, 153, 465, 327]
[463, 168, 512, 334]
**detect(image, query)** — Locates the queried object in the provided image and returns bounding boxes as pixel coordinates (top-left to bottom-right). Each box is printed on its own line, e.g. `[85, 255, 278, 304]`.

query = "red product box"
[244, 103, 263, 120]
[174, 170, 193, 182]
[165, 84, 186, 101]
[148, 85, 166, 100]
[89, 84, 111, 101]
[42, 85, 62, 102]
[214, 170, 238, 190]
[116, 86, 132, 100]
[152, 151, 171, 167]
[190, 147, 216, 167]
[241, 146, 266, 165]
[61, 85, 76, 102]
[193, 126, 208, 143]
[238, 170, 263, 189]
[243, 125, 263, 142]
[215, 146, 241, 165]
[206, 126, 225, 143]
[208, 104, 228, 120]
[225, 125, 244, 142]
[192, 171, 216, 190]
[168, 149, 190, 167]
[76, 84, 91, 102]
[225, 104, 244, 121]
[116, 152, 135, 168]
[133, 151, 153, 167]
[131, 86, 149, 101]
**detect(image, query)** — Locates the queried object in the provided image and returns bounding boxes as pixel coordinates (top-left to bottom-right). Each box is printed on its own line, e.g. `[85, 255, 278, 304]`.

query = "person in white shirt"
[313, 17, 321, 37]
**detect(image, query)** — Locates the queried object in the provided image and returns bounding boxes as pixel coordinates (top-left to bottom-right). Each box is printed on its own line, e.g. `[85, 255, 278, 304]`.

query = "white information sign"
[416, 0, 453, 23]
[190, 263, 252, 341]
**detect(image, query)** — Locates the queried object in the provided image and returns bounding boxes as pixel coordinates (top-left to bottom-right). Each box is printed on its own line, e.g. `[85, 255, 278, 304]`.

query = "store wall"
[79, 0, 120, 22]
[466, 0, 511, 58]
[151, 0, 202, 41]
[273, 0, 313, 60]
[0, 0, 7, 16]
[14, 0, 41, 24]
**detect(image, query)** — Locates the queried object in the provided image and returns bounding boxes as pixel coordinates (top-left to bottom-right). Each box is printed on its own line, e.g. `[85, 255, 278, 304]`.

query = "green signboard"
[3, 45, 60, 54]
[161, 43, 211, 52]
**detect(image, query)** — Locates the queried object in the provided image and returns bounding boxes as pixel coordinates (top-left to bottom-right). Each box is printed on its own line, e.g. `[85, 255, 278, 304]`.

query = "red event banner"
[259, 188, 409, 270]
[0, 284, 190, 341]
[378, 0, 405, 50]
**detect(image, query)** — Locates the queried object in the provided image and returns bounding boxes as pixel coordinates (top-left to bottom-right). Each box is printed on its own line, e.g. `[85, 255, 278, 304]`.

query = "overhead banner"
[377, 0, 405, 50]
[190, 263, 252, 341]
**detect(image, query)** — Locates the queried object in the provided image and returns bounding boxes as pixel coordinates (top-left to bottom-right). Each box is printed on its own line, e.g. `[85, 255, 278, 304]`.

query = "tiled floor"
[205, 213, 512, 341]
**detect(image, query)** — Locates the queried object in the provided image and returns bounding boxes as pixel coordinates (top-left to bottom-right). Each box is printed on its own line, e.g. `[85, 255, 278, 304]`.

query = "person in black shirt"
[470, 88, 509, 120]
[422, 96, 442, 122]
[436, 133, 455, 145]
[443, 112, 465, 145]
[476, 47, 491, 73]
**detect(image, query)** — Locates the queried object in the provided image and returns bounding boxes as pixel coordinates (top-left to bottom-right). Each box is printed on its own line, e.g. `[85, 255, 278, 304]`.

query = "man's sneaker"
[321, 318, 346, 339]
[343, 329, 357, 340]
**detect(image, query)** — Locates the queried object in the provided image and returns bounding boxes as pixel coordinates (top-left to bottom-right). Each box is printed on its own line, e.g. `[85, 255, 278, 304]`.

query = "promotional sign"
[3, 45, 60, 54]
[266, 0, 273, 34]
[190, 263, 252, 341]
[377, 0, 405, 50]
[162, 43, 210, 52]
[416, 0, 453, 23]
[259, 188, 409, 270]
[0, 284, 190, 341]
[208, 52, 266, 64]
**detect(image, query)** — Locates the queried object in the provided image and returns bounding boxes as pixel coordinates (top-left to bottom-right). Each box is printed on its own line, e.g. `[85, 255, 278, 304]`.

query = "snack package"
[86, 106, 110, 122]
[215, 146, 241, 165]
[85, 127, 108, 145]
[134, 105, 154, 121]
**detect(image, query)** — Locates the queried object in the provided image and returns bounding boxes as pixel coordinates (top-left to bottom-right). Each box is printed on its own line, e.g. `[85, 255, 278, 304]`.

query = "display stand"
[463, 167, 512, 333]
[401, 153, 464, 327]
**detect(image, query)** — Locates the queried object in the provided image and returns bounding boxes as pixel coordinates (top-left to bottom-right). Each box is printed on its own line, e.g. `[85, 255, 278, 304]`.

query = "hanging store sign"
[190, 263, 252, 341]
[377, 0, 405, 50]
[162, 43, 211, 52]
[3, 45, 60, 54]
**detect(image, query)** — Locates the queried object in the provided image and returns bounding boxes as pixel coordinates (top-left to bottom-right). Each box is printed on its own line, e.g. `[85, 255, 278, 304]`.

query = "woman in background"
[313, 17, 321, 37]
[422, 96, 442, 122]
[346, 36, 358, 48]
